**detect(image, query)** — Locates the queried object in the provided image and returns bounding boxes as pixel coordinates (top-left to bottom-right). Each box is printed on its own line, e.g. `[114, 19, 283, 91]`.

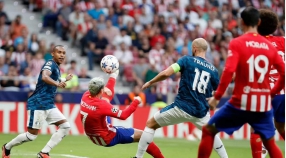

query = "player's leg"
[273, 94, 285, 140]
[198, 103, 246, 158]
[38, 108, 70, 157]
[250, 110, 283, 158]
[2, 110, 44, 158]
[192, 112, 228, 158]
[102, 70, 119, 101]
[108, 127, 164, 158]
[250, 128, 264, 158]
[135, 104, 187, 158]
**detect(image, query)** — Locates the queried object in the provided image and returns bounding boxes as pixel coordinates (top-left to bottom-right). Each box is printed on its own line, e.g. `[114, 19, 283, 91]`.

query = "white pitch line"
[12, 153, 89, 158]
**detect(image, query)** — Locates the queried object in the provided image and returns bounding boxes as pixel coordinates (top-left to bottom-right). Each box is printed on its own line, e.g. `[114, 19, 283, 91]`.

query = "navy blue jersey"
[175, 56, 219, 118]
[27, 60, 61, 110]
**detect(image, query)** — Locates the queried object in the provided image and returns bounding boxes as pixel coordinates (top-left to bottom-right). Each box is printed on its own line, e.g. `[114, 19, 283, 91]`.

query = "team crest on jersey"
[111, 108, 118, 113]
[46, 61, 52, 66]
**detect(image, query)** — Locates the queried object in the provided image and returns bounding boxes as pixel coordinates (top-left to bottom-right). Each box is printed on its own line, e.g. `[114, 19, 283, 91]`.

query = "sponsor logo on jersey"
[246, 41, 269, 50]
[271, 42, 277, 47]
[46, 61, 52, 66]
[111, 108, 118, 113]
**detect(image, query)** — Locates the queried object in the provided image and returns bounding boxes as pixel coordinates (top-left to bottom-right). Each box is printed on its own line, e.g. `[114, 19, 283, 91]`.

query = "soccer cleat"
[2, 144, 10, 158]
[37, 152, 50, 158]
[261, 146, 268, 158]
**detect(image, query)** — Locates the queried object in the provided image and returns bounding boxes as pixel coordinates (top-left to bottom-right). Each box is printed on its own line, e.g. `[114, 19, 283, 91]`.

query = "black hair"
[241, 7, 260, 27]
[52, 45, 64, 52]
[257, 9, 279, 36]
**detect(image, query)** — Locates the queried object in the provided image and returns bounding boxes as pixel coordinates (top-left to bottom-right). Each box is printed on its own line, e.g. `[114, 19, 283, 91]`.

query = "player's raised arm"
[270, 51, 285, 97]
[101, 97, 141, 120]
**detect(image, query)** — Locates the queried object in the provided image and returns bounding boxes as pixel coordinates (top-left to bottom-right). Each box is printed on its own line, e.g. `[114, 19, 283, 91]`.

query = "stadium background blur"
[0, 0, 285, 157]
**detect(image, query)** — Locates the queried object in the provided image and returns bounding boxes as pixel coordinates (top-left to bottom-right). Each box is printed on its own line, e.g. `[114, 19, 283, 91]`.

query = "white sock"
[261, 144, 268, 158]
[136, 127, 155, 158]
[5, 132, 37, 150]
[41, 122, 70, 153]
[213, 135, 228, 158]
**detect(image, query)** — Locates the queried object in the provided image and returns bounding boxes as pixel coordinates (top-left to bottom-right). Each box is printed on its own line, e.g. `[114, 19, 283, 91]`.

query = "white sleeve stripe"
[44, 66, 51, 70]
[117, 110, 122, 117]
[42, 69, 52, 73]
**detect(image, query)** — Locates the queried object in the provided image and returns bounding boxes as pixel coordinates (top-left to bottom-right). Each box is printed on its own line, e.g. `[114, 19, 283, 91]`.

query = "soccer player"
[249, 9, 285, 158]
[80, 71, 164, 158]
[134, 38, 228, 158]
[2, 45, 73, 158]
[197, 7, 285, 158]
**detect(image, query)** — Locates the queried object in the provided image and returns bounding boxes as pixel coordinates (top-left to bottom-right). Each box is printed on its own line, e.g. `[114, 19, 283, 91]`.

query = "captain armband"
[171, 63, 181, 73]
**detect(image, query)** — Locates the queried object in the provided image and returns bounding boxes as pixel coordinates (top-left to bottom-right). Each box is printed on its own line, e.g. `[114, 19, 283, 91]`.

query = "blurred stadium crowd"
[0, 0, 284, 99]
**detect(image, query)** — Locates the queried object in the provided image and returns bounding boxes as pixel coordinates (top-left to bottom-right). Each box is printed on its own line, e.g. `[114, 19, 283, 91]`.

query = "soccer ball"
[100, 55, 119, 74]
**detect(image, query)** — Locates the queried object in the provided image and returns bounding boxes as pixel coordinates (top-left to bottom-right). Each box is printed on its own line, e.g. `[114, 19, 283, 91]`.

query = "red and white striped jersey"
[264, 35, 285, 95]
[77, 22, 93, 34]
[44, 0, 72, 11]
[215, 33, 285, 112]
[80, 91, 139, 146]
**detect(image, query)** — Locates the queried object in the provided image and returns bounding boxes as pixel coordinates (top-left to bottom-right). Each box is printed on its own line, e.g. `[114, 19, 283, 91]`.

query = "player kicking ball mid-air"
[197, 7, 285, 158]
[79, 70, 164, 158]
[134, 38, 228, 158]
[2, 45, 73, 158]
[249, 9, 285, 158]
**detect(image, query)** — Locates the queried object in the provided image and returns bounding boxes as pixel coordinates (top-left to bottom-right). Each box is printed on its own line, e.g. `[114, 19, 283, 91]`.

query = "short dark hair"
[52, 45, 64, 52]
[241, 7, 260, 27]
[257, 9, 279, 36]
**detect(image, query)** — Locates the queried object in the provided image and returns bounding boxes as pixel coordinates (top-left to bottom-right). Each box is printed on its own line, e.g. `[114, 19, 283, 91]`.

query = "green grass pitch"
[0, 134, 284, 158]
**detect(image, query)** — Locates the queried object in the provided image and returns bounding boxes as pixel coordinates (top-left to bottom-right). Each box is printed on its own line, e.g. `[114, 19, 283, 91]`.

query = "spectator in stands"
[132, 56, 149, 86]
[143, 64, 159, 93]
[87, 31, 108, 70]
[28, 33, 40, 55]
[101, 19, 119, 44]
[68, 60, 79, 75]
[0, 0, 10, 25]
[30, 52, 45, 77]
[151, 94, 167, 108]
[0, 50, 8, 76]
[78, 67, 91, 79]
[10, 15, 28, 40]
[138, 37, 151, 58]
[150, 28, 165, 47]
[87, 1, 104, 20]
[61, 68, 79, 92]
[113, 42, 133, 71]
[11, 44, 26, 70]
[43, 42, 54, 61]
[148, 42, 164, 71]
[0, 14, 9, 39]
[69, 4, 84, 46]
[13, 27, 28, 49]
[80, 17, 96, 56]
[56, 1, 72, 41]
[19, 67, 36, 91]
[126, 21, 139, 47]
[112, 28, 131, 49]
[1, 64, 20, 89]
[106, 7, 118, 25]
[97, 14, 107, 30]
[125, 85, 146, 106]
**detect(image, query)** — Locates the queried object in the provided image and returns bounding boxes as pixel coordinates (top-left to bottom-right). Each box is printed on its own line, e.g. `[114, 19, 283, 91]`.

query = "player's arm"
[100, 97, 141, 120]
[41, 63, 66, 88]
[149, 66, 175, 85]
[214, 41, 239, 100]
[270, 52, 285, 97]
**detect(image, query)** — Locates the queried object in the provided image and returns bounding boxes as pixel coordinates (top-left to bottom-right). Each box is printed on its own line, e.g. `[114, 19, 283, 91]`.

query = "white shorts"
[154, 106, 210, 130]
[27, 108, 66, 129]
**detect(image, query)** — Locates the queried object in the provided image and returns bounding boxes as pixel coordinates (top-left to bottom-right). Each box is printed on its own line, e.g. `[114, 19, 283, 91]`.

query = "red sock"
[198, 126, 215, 158]
[188, 123, 196, 134]
[279, 130, 285, 140]
[102, 77, 116, 101]
[263, 138, 283, 158]
[146, 142, 164, 158]
[250, 133, 262, 158]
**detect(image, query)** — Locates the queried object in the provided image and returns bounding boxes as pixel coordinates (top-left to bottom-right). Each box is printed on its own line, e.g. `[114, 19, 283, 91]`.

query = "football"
[100, 55, 119, 74]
